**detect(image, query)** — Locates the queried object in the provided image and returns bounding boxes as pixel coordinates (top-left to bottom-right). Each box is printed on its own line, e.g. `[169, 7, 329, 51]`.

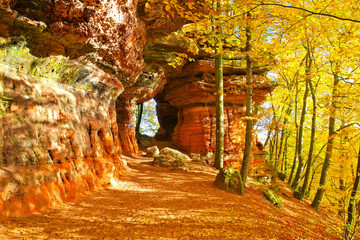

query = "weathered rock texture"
[145, 36, 273, 159]
[152, 147, 190, 170]
[0, 0, 146, 85]
[0, 40, 126, 220]
[0, 0, 274, 221]
[164, 73, 272, 156]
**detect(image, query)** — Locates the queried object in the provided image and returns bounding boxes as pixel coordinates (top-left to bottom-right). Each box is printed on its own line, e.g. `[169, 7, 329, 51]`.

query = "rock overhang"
[0, 0, 146, 88]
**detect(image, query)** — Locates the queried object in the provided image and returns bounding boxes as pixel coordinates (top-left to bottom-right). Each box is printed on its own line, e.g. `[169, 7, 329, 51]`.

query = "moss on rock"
[214, 167, 244, 195]
[263, 189, 282, 207]
[152, 147, 189, 170]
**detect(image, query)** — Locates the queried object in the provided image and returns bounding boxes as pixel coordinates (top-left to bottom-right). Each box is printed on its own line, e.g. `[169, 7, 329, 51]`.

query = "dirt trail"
[0, 156, 339, 239]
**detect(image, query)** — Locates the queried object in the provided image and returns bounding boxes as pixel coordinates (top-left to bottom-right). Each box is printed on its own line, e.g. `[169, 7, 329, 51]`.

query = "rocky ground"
[0, 155, 341, 239]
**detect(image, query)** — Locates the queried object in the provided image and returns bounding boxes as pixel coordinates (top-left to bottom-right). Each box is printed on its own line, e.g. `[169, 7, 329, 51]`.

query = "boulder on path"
[146, 146, 159, 157]
[214, 167, 244, 195]
[152, 147, 190, 170]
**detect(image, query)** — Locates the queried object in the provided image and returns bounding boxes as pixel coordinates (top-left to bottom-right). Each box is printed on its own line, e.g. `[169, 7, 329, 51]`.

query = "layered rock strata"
[146, 36, 273, 158]
[0, 0, 275, 221]
[144, 35, 273, 156]
[0, 0, 146, 85]
[162, 72, 272, 158]
[0, 40, 126, 220]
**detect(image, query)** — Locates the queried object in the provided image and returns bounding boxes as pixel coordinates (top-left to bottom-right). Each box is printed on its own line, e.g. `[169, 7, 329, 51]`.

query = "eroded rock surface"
[0, 39, 126, 220]
[152, 147, 190, 170]
[0, 0, 146, 85]
[159, 70, 272, 159]
[0, 0, 275, 221]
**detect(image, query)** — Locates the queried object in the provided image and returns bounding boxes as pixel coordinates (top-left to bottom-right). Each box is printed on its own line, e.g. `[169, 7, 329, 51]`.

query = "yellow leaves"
[145, 2, 151, 9]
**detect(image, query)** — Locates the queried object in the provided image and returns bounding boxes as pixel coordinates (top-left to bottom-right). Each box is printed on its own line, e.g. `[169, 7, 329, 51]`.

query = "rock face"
[0, 0, 146, 85]
[154, 93, 178, 141]
[0, 0, 274, 221]
[0, 39, 127, 220]
[158, 70, 272, 159]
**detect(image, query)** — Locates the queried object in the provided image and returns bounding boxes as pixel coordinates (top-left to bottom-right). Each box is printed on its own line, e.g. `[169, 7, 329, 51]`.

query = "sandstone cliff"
[0, 0, 273, 220]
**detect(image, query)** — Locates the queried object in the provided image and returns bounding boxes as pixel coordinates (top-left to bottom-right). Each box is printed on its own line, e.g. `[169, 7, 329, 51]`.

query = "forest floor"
[0, 154, 343, 239]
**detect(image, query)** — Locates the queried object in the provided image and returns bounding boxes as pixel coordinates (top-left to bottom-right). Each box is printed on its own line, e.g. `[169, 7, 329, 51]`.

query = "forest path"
[0, 156, 338, 239]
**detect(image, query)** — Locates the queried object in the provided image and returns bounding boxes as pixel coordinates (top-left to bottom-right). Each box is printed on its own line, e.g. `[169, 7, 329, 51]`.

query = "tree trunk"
[264, 130, 272, 149]
[282, 134, 290, 174]
[241, 11, 253, 187]
[214, 52, 224, 169]
[135, 103, 144, 135]
[213, 0, 224, 170]
[292, 53, 311, 190]
[344, 147, 360, 240]
[274, 129, 279, 167]
[277, 105, 292, 171]
[288, 134, 298, 185]
[277, 129, 285, 170]
[288, 77, 299, 185]
[269, 136, 275, 163]
[301, 74, 316, 199]
[311, 72, 339, 210]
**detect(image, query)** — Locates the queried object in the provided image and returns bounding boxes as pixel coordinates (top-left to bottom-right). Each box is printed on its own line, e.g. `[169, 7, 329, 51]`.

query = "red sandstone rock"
[0, 44, 127, 220]
[0, 0, 275, 221]
[160, 72, 273, 157]
[116, 99, 139, 155]
[0, 0, 146, 85]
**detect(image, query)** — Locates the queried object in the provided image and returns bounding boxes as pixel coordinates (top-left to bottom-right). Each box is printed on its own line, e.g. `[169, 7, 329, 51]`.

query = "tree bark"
[277, 105, 292, 171]
[344, 147, 360, 240]
[288, 76, 299, 185]
[214, 52, 224, 169]
[311, 72, 339, 210]
[282, 134, 290, 174]
[292, 52, 311, 190]
[241, 11, 253, 187]
[301, 72, 316, 199]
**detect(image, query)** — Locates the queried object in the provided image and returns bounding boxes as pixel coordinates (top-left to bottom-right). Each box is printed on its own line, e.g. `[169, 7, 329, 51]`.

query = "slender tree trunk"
[344, 147, 360, 240]
[135, 103, 144, 135]
[277, 105, 292, 171]
[264, 130, 272, 149]
[292, 53, 311, 190]
[241, 11, 253, 187]
[277, 128, 285, 170]
[283, 134, 290, 174]
[274, 130, 279, 167]
[311, 72, 339, 210]
[269, 136, 275, 162]
[213, 0, 224, 170]
[288, 133, 298, 184]
[214, 52, 224, 169]
[301, 75, 316, 199]
[289, 77, 299, 185]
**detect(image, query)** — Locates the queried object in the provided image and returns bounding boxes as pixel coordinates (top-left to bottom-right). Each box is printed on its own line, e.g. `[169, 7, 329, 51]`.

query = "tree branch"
[336, 123, 360, 133]
[257, 2, 360, 23]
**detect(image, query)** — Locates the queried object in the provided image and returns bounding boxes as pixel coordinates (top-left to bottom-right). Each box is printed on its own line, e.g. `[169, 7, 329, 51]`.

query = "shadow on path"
[0, 156, 337, 239]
